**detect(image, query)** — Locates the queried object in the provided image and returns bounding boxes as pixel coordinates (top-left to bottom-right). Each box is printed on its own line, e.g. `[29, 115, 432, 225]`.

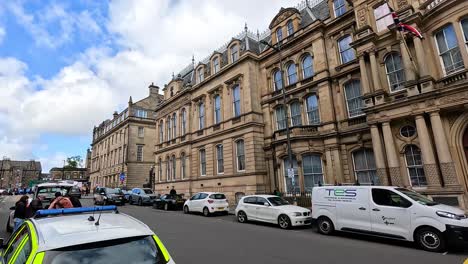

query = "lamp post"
[260, 39, 295, 193]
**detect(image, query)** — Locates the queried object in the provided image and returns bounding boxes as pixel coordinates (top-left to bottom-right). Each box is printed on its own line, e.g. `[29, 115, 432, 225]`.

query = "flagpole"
[399, 31, 419, 77]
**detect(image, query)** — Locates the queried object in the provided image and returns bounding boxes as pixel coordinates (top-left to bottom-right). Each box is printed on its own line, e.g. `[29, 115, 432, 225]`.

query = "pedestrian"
[170, 187, 177, 195]
[13, 195, 29, 231]
[48, 192, 74, 209]
[273, 189, 281, 197]
[26, 198, 43, 218]
[67, 194, 82, 207]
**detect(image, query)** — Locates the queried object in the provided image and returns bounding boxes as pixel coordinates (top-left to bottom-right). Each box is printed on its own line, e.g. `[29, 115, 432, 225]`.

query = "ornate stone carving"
[397, 0, 408, 9]
[389, 167, 402, 186]
[376, 168, 389, 185]
[446, 111, 464, 128]
[357, 7, 367, 28]
[423, 164, 441, 186]
[440, 162, 459, 185]
[439, 91, 468, 105]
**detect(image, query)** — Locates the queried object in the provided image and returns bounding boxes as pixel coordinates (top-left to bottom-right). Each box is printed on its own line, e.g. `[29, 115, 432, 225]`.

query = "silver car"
[129, 188, 157, 206]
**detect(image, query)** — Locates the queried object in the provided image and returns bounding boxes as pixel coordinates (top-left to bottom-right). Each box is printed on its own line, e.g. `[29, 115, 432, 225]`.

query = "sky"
[0, 0, 300, 172]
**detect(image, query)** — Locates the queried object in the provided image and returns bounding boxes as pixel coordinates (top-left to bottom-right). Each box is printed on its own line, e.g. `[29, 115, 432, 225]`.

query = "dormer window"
[198, 68, 204, 83]
[287, 20, 294, 36]
[170, 87, 174, 97]
[213, 57, 220, 74]
[333, 0, 346, 18]
[231, 44, 239, 63]
[276, 27, 283, 42]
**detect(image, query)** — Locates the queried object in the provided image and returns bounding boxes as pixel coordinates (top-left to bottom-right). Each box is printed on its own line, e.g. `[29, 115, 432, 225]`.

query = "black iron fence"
[282, 192, 312, 209]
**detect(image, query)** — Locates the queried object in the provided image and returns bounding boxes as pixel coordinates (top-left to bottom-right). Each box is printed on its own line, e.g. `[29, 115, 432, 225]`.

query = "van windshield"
[396, 188, 438, 206]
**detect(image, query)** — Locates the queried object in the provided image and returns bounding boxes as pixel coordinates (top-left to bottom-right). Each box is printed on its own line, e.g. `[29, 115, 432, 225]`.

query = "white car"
[235, 195, 312, 229]
[183, 192, 229, 216]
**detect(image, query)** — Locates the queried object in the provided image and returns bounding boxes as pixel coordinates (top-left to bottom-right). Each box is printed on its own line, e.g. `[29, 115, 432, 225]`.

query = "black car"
[94, 187, 125, 206]
[68, 186, 82, 199]
[153, 194, 186, 211]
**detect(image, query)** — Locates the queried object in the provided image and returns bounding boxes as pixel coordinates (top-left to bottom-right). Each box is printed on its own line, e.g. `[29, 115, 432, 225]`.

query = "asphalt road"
[0, 195, 467, 264]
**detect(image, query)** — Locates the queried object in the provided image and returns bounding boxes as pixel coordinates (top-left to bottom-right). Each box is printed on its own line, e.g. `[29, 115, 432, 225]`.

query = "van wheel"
[317, 216, 335, 235]
[415, 227, 446, 252]
[278, 214, 291, 229]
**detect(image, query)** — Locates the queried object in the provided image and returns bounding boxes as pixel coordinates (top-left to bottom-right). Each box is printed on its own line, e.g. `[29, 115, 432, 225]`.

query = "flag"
[390, 7, 423, 39]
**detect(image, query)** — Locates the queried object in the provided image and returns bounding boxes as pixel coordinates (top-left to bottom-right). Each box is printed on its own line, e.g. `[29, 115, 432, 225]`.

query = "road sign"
[287, 168, 295, 178]
[119, 172, 126, 182]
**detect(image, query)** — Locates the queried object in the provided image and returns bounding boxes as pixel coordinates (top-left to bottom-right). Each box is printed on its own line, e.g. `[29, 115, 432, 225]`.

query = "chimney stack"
[149, 82, 159, 96]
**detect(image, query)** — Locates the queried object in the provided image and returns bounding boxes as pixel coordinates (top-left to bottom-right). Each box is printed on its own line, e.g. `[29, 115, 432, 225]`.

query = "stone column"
[332, 148, 344, 184]
[325, 149, 334, 185]
[370, 124, 389, 185]
[429, 111, 459, 186]
[381, 122, 402, 186]
[359, 55, 371, 95]
[413, 37, 428, 77]
[369, 51, 382, 92]
[414, 115, 441, 186]
[399, 39, 416, 81]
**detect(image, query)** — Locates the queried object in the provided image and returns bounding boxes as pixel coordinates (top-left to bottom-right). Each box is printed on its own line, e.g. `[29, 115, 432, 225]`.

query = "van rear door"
[335, 187, 371, 231]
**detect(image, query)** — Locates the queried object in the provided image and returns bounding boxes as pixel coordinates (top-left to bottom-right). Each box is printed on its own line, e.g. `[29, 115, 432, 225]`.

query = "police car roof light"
[35, 206, 118, 218]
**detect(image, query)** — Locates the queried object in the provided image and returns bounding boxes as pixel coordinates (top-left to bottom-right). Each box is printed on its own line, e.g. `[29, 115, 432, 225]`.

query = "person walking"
[48, 192, 74, 209]
[169, 187, 177, 196]
[26, 198, 43, 218]
[13, 195, 29, 231]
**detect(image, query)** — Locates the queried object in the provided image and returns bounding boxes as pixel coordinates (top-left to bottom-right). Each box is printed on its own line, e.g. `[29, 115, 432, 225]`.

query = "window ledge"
[335, 59, 358, 72]
[231, 117, 241, 124]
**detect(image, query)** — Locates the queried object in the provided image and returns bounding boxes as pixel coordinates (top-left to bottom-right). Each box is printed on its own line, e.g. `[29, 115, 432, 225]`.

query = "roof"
[31, 212, 154, 252]
[0, 159, 42, 172]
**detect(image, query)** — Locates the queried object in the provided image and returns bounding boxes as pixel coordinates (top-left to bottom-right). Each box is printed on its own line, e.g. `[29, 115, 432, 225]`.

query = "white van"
[312, 186, 468, 252]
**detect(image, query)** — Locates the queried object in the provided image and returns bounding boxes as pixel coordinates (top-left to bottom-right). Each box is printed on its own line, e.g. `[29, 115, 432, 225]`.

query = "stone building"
[0, 158, 41, 188]
[152, 0, 468, 209]
[89, 85, 163, 189]
[49, 167, 88, 182]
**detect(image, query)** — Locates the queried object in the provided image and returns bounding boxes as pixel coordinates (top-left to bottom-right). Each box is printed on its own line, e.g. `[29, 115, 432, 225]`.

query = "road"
[0, 195, 467, 264]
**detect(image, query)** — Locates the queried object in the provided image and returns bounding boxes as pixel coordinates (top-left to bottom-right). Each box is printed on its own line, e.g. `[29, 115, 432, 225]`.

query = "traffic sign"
[119, 172, 126, 182]
[287, 168, 295, 178]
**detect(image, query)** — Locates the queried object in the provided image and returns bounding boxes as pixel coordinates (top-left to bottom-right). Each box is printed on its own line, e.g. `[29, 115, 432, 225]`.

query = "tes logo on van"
[326, 189, 357, 197]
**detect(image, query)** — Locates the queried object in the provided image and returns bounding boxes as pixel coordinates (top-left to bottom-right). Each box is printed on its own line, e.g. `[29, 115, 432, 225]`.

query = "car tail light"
[208, 200, 214, 204]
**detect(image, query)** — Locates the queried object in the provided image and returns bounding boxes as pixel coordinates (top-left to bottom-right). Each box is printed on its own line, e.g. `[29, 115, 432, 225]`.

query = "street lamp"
[260, 39, 295, 193]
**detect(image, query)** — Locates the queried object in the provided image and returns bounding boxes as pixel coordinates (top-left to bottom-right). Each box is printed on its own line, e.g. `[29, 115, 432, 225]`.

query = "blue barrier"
[35, 206, 117, 217]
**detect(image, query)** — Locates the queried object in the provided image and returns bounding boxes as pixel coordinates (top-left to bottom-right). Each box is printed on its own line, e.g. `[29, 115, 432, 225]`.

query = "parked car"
[235, 195, 311, 229]
[183, 192, 229, 216]
[68, 186, 82, 199]
[94, 187, 125, 205]
[129, 188, 157, 206]
[120, 189, 132, 203]
[312, 186, 468, 252]
[153, 194, 186, 211]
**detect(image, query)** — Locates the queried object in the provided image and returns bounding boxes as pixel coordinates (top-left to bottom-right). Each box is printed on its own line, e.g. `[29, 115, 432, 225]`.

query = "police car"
[0, 206, 175, 263]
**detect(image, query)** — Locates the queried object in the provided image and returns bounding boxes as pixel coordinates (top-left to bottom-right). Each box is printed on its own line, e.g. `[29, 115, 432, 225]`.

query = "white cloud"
[0, 26, 5, 44]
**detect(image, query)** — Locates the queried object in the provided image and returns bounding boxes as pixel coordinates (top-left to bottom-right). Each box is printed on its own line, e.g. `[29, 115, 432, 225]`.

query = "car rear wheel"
[164, 203, 169, 211]
[183, 205, 189, 214]
[317, 216, 335, 235]
[415, 227, 446, 252]
[237, 211, 247, 223]
[203, 207, 210, 217]
[278, 214, 291, 229]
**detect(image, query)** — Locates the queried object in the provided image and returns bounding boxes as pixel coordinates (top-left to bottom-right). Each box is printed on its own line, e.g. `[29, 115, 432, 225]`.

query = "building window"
[167, 118, 172, 141]
[353, 149, 379, 184]
[236, 140, 245, 172]
[290, 102, 302, 126]
[138, 127, 144, 138]
[199, 103, 205, 130]
[333, 0, 346, 17]
[338, 35, 355, 64]
[302, 154, 323, 191]
[287, 63, 297, 85]
[273, 70, 283, 91]
[276, 27, 283, 42]
[231, 44, 239, 63]
[276, 106, 287, 130]
[374, 3, 393, 32]
[405, 145, 427, 187]
[435, 24, 464, 75]
[233, 85, 241, 117]
[216, 144, 224, 174]
[214, 95, 221, 124]
[302, 55, 314, 79]
[172, 113, 177, 139]
[136, 145, 143, 162]
[166, 157, 170, 181]
[198, 68, 204, 83]
[284, 156, 300, 193]
[344, 80, 364, 117]
[170, 87, 174, 97]
[171, 155, 176, 180]
[400, 125, 416, 138]
[158, 159, 162, 182]
[181, 109, 187, 135]
[213, 57, 220, 74]
[200, 149, 206, 176]
[180, 153, 186, 179]
[462, 18, 468, 46]
[306, 95, 320, 125]
[385, 53, 406, 92]
[287, 20, 294, 36]
[136, 110, 147, 118]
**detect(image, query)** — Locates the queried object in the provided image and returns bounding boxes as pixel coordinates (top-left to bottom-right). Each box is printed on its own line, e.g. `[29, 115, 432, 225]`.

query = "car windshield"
[143, 189, 153, 194]
[396, 188, 438, 206]
[209, 194, 226, 199]
[267, 197, 289, 206]
[43, 236, 165, 264]
[107, 188, 123, 194]
[37, 187, 70, 197]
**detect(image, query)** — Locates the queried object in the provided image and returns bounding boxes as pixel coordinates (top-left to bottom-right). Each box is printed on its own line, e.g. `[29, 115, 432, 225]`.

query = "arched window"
[166, 157, 170, 181]
[236, 140, 245, 172]
[172, 113, 177, 139]
[352, 149, 378, 184]
[181, 109, 187, 135]
[287, 63, 297, 85]
[273, 70, 283, 91]
[283, 156, 300, 193]
[302, 154, 323, 191]
[170, 87, 174, 97]
[276, 27, 283, 42]
[333, 0, 346, 17]
[384, 53, 406, 92]
[198, 68, 204, 83]
[287, 20, 294, 36]
[216, 144, 224, 174]
[171, 155, 176, 180]
[166, 118, 171, 141]
[199, 103, 205, 130]
[344, 80, 364, 117]
[306, 95, 320, 125]
[214, 94, 221, 124]
[338, 35, 355, 64]
[180, 153, 186, 179]
[230, 44, 239, 62]
[158, 158, 162, 182]
[212, 57, 220, 74]
[405, 145, 427, 187]
[158, 121, 164, 143]
[302, 55, 314, 79]
[232, 85, 241, 117]
[290, 101, 302, 126]
[199, 149, 206, 176]
[275, 106, 287, 130]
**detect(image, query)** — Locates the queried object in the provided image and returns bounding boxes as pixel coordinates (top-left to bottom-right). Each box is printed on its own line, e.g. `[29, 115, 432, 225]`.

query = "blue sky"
[0, 0, 299, 172]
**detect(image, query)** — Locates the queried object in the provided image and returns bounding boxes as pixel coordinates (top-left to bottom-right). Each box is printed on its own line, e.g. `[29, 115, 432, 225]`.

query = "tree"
[65, 156, 83, 168]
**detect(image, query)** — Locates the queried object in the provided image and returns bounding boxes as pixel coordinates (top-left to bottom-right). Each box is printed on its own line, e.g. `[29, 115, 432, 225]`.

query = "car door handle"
[358, 207, 366, 210]
[372, 208, 380, 212]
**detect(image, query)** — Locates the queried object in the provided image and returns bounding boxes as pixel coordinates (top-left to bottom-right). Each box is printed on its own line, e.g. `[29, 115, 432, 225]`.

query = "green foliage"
[65, 156, 83, 168]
